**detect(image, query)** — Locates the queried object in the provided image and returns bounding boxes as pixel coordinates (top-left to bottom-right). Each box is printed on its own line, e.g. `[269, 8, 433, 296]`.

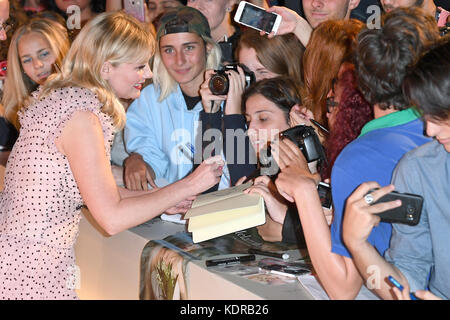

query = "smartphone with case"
[124, 0, 146, 22]
[370, 190, 423, 226]
[234, 1, 282, 35]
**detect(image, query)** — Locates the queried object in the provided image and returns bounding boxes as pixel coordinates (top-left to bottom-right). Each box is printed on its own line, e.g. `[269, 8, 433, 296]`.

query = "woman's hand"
[262, 6, 312, 46]
[124, 153, 157, 190]
[165, 195, 196, 215]
[256, 214, 283, 242]
[272, 139, 317, 202]
[224, 65, 246, 115]
[289, 105, 314, 127]
[200, 69, 226, 113]
[262, 6, 301, 37]
[235, 176, 248, 186]
[245, 175, 288, 224]
[185, 155, 224, 196]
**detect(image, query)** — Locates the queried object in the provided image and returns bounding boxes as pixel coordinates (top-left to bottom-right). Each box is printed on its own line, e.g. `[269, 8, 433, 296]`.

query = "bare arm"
[343, 182, 407, 300]
[274, 139, 364, 299]
[58, 111, 222, 235]
[0, 151, 10, 167]
[265, 6, 312, 47]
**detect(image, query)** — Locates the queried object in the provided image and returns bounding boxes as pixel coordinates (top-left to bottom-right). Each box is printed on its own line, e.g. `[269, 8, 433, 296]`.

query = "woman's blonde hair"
[41, 11, 155, 129]
[2, 17, 70, 129]
[152, 34, 221, 102]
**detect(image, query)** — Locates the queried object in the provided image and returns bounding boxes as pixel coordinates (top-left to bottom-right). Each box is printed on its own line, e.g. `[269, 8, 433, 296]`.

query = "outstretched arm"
[343, 182, 413, 300]
[58, 111, 223, 235]
[273, 139, 364, 299]
[264, 6, 312, 47]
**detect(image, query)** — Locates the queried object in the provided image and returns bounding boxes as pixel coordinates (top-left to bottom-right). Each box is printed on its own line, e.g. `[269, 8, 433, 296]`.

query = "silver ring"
[364, 194, 374, 205]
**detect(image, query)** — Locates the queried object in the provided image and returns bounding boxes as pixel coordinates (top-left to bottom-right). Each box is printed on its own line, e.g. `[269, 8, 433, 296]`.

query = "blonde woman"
[0, 11, 223, 300]
[124, 6, 224, 190]
[2, 17, 69, 130]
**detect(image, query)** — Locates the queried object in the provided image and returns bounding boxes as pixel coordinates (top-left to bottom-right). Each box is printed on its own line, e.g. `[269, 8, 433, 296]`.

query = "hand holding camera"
[200, 70, 225, 113]
[259, 125, 326, 177]
[203, 64, 255, 115]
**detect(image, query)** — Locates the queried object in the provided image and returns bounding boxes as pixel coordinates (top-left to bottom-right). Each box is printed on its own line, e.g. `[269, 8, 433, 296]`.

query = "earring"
[226, 7, 231, 12]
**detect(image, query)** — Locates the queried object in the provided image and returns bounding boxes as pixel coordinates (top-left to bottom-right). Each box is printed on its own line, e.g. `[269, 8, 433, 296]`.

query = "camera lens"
[209, 74, 229, 95]
[407, 206, 415, 214]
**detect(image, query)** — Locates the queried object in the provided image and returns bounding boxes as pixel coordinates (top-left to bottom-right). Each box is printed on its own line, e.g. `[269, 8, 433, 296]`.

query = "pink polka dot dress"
[0, 87, 114, 299]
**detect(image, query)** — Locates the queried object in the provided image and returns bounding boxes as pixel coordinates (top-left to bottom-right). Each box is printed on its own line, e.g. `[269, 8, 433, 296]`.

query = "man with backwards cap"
[124, 6, 254, 192]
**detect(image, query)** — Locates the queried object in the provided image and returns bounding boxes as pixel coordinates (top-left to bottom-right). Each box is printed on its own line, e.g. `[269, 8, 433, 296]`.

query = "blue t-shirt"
[330, 113, 430, 258]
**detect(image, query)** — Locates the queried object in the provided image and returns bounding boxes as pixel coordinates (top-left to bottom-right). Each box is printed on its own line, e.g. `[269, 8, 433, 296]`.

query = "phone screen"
[318, 183, 332, 209]
[239, 4, 278, 33]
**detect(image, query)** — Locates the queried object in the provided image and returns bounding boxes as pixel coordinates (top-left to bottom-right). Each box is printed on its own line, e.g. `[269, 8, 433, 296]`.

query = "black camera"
[259, 125, 327, 177]
[368, 189, 424, 226]
[209, 64, 256, 95]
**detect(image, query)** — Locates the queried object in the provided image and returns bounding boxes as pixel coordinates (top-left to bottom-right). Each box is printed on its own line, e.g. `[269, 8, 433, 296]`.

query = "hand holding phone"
[368, 189, 423, 225]
[234, 1, 282, 35]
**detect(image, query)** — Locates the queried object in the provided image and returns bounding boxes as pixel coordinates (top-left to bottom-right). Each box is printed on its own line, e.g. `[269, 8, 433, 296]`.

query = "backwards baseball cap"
[156, 6, 211, 41]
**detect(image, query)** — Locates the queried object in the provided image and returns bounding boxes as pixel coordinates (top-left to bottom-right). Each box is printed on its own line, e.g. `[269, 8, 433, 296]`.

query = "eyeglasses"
[326, 77, 339, 113]
[326, 97, 339, 113]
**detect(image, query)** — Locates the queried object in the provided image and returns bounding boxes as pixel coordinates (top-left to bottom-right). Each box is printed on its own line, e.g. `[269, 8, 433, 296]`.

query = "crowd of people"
[0, 0, 448, 300]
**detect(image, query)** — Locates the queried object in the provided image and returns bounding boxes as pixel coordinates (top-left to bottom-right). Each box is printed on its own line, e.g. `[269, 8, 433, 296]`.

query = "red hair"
[323, 68, 374, 180]
[303, 19, 364, 127]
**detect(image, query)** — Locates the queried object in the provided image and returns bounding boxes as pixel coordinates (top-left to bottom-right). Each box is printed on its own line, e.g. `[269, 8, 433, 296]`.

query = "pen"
[185, 142, 195, 155]
[310, 119, 329, 134]
[178, 145, 194, 162]
[248, 248, 289, 260]
[205, 254, 256, 267]
[387, 275, 419, 300]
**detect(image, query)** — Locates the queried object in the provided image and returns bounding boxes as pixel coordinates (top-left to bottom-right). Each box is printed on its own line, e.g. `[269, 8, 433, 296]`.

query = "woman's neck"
[211, 14, 235, 42]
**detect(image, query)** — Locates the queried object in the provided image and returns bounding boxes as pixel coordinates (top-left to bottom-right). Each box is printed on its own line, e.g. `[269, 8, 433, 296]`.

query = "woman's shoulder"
[22, 86, 105, 126]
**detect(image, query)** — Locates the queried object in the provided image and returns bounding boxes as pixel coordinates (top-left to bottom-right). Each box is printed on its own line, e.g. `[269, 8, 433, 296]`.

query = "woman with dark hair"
[242, 76, 308, 245]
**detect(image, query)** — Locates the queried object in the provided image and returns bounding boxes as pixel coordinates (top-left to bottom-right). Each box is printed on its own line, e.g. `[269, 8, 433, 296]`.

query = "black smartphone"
[371, 191, 423, 226]
[318, 182, 332, 209]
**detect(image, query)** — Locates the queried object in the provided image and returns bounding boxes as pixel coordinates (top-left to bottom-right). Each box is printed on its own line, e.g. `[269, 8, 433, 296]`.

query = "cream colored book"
[185, 182, 266, 243]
